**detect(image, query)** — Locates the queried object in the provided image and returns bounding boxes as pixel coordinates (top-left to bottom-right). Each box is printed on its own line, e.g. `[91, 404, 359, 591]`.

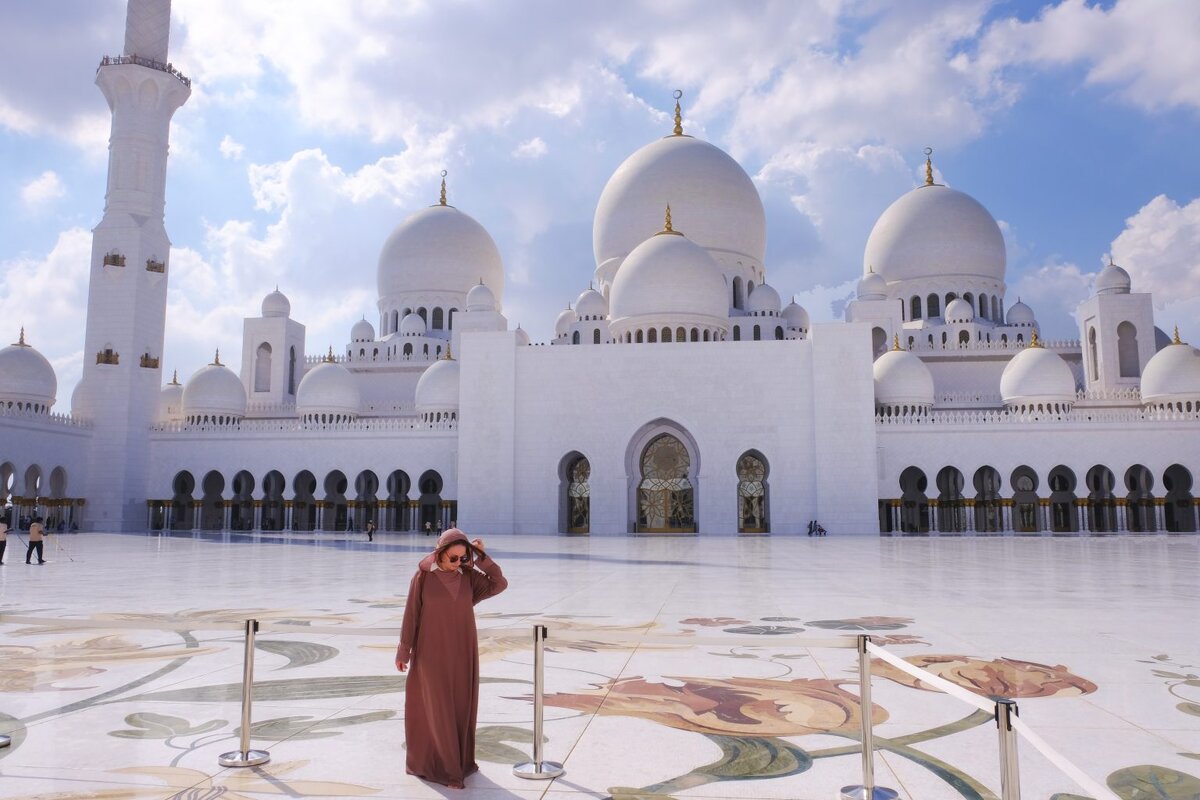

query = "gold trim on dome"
[655, 204, 683, 237]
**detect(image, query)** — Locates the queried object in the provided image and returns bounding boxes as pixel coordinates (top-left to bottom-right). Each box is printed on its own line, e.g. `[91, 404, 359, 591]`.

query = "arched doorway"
[354, 470, 379, 531]
[936, 466, 966, 533]
[171, 471, 195, 530]
[231, 471, 255, 531]
[1010, 466, 1040, 532]
[1085, 466, 1117, 532]
[418, 470, 443, 532]
[1164, 464, 1196, 532]
[1125, 464, 1155, 531]
[48, 466, 68, 531]
[386, 470, 410, 531]
[1047, 466, 1077, 532]
[261, 471, 285, 531]
[23, 464, 42, 523]
[973, 466, 1002, 532]
[200, 471, 225, 530]
[899, 467, 928, 533]
[736, 451, 768, 533]
[292, 471, 318, 531]
[637, 434, 695, 533]
[324, 470, 348, 531]
[559, 453, 590, 534]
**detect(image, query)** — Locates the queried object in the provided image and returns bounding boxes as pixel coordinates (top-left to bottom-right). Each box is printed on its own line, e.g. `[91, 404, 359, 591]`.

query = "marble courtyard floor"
[0, 531, 1198, 800]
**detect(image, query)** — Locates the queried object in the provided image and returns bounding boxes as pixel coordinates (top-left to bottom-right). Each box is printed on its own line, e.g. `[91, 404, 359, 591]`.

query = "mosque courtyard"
[0, 530, 1197, 800]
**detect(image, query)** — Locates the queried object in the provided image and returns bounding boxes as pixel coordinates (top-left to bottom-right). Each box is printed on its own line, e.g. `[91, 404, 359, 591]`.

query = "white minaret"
[78, 0, 190, 531]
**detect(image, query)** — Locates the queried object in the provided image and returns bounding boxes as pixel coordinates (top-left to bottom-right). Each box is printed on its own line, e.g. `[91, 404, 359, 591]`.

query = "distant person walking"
[366, 519, 376, 542]
[395, 529, 508, 788]
[0, 520, 7, 564]
[26, 518, 46, 564]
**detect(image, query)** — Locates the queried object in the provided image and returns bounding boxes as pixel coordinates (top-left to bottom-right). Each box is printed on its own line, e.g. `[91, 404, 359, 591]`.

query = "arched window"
[1088, 327, 1099, 381]
[753, 325, 761, 341]
[662, 327, 672, 343]
[911, 296, 922, 320]
[690, 328, 699, 342]
[963, 292, 974, 309]
[676, 326, 686, 342]
[254, 342, 272, 392]
[417, 307, 427, 323]
[562, 455, 590, 533]
[992, 296, 1001, 320]
[448, 308, 457, 329]
[872, 327, 887, 358]
[593, 328, 601, 344]
[647, 328, 657, 343]
[288, 346, 296, 394]
[733, 326, 741, 341]
[431, 307, 444, 330]
[733, 276, 744, 309]
[736, 452, 768, 533]
[403, 343, 412, 356]
[637, 434, 695, 533]
[391, 310, 399, 333]
[958, 330, 969, 346]
[1117, 321, 1139, 377]
[572, 331, 581, 345]
[774, 326, 784, 340]
[636, 329, 644, 343]
[978, 293, 989, 319]
[926, 293, 940, 318]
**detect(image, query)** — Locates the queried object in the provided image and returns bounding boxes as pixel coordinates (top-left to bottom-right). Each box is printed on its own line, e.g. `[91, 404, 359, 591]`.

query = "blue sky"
[2, 0, 1198, 406]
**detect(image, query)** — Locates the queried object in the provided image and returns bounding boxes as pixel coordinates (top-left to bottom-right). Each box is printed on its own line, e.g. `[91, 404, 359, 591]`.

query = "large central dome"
[594, 135, 766, 272]
[377, 204, 504, 302]
[864, 184, 1005, 283]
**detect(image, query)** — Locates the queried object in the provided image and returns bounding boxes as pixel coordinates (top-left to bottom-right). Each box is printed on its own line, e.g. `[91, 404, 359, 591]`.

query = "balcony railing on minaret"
[97, 54, 191, 87]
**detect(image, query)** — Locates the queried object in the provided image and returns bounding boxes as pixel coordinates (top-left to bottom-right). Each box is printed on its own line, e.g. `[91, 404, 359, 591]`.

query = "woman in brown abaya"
[395, 528, 508, 788]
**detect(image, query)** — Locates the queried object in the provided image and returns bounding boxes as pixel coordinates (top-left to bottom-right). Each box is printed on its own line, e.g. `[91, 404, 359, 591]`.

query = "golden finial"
[170, 369, 180, 385]
[1029, 330, 1041, 348]
[438, 170, 448, 206]
[892, 333, 901, 351]
[212, 349, 222, 366]
[325, 346, 336, 363]
[444, 341, 454, 361]
[1173, 326, 1184, 345]
[656, 204, 682, 236]
[923, 147, 934, 186]
[672, 89, 684, 136]
[16, 326, 28, 346]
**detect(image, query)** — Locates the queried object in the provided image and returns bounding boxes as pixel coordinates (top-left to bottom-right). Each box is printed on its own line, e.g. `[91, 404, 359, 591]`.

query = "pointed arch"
[626, 419, 700, 533]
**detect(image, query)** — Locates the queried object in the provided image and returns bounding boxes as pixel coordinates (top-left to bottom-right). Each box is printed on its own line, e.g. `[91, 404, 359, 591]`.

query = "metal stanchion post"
[219, 619, 270, 768]
[841, 636, 898, 800]
[513, 625, 564, 780]
[0, 734, 10, 748]
[996, 699, 1021, 800]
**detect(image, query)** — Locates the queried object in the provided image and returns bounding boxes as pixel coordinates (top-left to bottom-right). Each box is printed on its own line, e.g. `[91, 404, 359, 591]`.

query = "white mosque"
[2, 0, 1199, 538]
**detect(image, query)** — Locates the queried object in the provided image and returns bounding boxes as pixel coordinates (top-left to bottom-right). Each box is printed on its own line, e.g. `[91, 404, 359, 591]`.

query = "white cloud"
[980, 0, 1200, 112]
[219, 134, 245, 160]
[1110, 195, 1200, 302]
[1009, 259, 1095, 340]
[512, 137, 547, 160]
[20, 171, 66, 209]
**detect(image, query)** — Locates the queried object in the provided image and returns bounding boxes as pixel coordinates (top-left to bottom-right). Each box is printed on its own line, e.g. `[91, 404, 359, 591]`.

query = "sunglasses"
[445, 553, 471, 564]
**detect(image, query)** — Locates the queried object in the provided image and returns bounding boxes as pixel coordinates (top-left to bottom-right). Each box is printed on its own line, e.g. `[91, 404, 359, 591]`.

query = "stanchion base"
[218, 749, 270, 767]
[840, 786, 898, 800]
[0, 734, 11, 748]
[513, 760, 564, 780]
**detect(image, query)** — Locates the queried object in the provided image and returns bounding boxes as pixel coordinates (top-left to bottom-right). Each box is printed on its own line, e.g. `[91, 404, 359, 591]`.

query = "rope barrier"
[1010, 716, 1121, 800]
[864, 641, 994, 713]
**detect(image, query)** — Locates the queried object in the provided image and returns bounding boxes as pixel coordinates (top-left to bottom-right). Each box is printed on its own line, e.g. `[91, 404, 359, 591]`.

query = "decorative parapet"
[96, 348, 120, 365]
[900, 335, 1081, 354]
[98, 54, 191, 87]
[102, 252, 126, 267]
[877, 405, 1199, 426]
[139, 353, 160, 369]
[935, 391, 1004, 407]
[151, 415, 455, 434]
[145, 258, 165, 273]
[0, 405, 91, 428]
[1076, 387, 1142, 402]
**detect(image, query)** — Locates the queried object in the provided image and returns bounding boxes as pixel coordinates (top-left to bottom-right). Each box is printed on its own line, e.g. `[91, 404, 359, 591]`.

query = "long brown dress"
[397, 547, 507, 787]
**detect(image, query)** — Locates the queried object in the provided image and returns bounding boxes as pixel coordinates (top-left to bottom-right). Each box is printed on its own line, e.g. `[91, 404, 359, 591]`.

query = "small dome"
[746, 283, 782, 315]
[514, 325, 531, 346]
[262, 289, 291, 318]
[944, 298, 975, 323]
[377, 204, 504, 305]
[0, 330, 57, 411]
[857, 270, 887, 300]
[574, 287, 608, 320]
[864, 184, 1006, 284]
[158, 373, 184, 424]
[782, 300, 810, 331]
[1141, 334, 1200, 406]
[1000, 338, 1076, 411]
[400, 313, 427, 337]
[1095, 261, 1131, 295]
[873, 345, 935, 410]
[466, 281, 497, 312]
[415, 357, 460, 411]
[609, 229, 728, 325]
[594, 134, 766, 271]
[71, 377, 96, 419]
[182, 355, 247, 421]
[554, 307, 578, 338]
[1006, 300, 1036, 327]
[297, 359, 361, 420]
[351, 318, 375, 342]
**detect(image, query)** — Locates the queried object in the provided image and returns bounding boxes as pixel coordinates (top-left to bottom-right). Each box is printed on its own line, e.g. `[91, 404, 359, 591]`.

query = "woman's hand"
[395, 655, 408, 673]
[471, 538, 486, 556]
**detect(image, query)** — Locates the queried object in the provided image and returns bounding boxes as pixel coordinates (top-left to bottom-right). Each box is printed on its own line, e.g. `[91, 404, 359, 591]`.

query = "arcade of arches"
[0, 461, 84, 531]
[147, 468, 456, 533]
[884, 463, 1200, 534]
